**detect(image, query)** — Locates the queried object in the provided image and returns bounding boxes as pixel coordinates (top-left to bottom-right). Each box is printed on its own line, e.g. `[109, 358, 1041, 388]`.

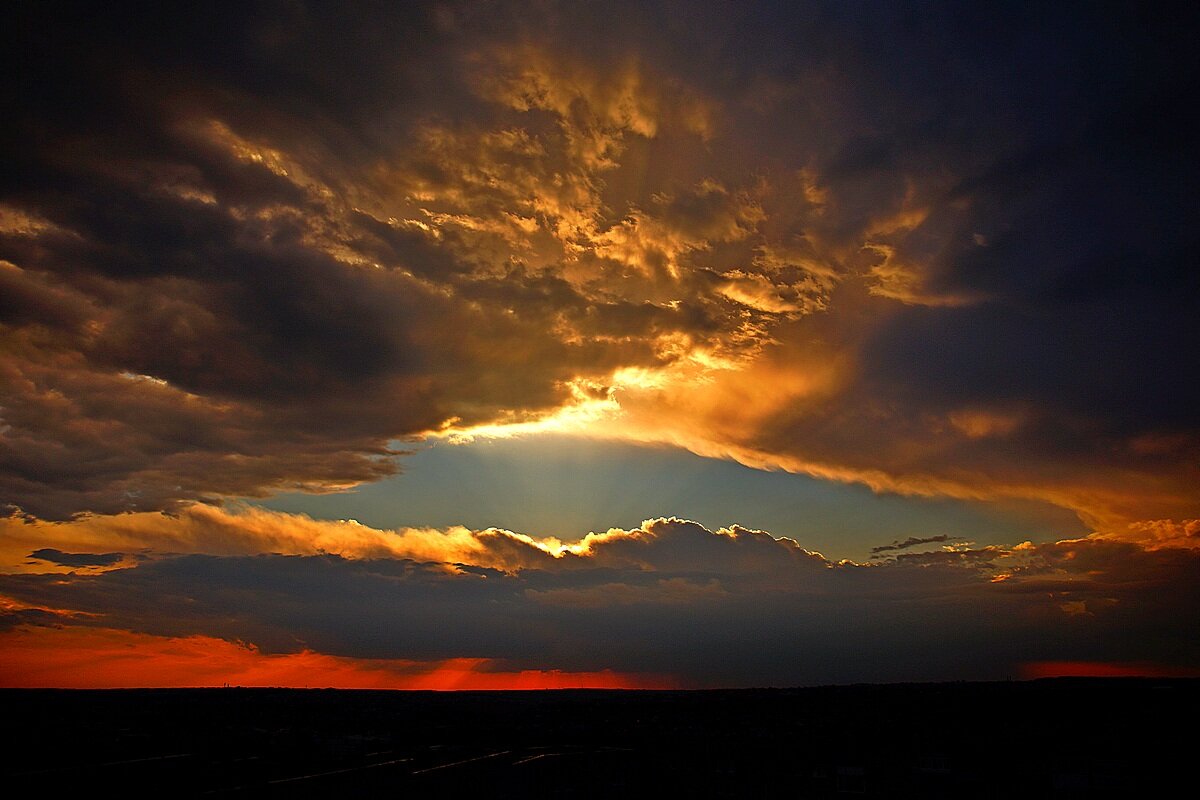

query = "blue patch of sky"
[254, 435, 1086, 561]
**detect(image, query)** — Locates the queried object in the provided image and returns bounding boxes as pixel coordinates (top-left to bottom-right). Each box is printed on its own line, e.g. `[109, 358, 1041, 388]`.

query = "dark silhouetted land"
[3, 679, 1195, 797]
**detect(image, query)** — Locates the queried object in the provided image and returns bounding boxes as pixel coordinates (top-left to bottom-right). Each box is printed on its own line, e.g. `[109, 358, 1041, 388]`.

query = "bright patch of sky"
[257, 436, 1085, 561]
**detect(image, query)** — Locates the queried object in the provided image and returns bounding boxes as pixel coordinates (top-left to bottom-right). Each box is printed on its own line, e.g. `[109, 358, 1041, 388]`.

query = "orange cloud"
[0, 504, 560, 574]
[1106, 518, 1200, 550]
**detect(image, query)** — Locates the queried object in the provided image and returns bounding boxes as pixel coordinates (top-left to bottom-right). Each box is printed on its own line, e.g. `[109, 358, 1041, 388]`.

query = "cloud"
[869, 535, 951, 554]
[27, 548, 124, 568]
[2, 1, 1198, 539]
[0, 4, 817, 520]
[0, 504, 548, 573]
[2, 509, 1198, 686]
[0, 505, 824, 577]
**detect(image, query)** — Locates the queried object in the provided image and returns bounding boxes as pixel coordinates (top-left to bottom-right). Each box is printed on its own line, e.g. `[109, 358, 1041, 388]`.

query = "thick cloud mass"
[3, 2, 1198, 524]
[2, 513, 1197, 686]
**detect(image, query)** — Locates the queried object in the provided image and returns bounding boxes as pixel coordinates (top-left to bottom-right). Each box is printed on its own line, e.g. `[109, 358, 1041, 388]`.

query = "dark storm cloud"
[2, 517, 1197, 685]
[0, 607, 73, 632]
[1, 1, 766, 518]
[761, 3, 1200, 520]
[3, 0, 1199, 528]
[28, 548, 124, 568]
[870, 534, 950, 554]
[588, 2, 1200, 525]
[704, 1, 1196, 521]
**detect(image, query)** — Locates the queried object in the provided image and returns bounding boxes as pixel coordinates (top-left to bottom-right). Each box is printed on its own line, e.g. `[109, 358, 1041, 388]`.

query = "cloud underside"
[2, 508, 1198, 686]
[1, 2, 1198, 531]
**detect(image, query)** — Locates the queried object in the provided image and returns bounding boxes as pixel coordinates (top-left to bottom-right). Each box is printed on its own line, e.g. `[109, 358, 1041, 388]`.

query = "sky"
[1, 0, 1198, 689]
[258, 436, 1085, 562]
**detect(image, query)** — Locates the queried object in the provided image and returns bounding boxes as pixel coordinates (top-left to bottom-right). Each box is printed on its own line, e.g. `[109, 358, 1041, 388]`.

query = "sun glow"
[0, 626, 676, 689]
[433, 381, 622, 443]
[430, 347, 748, 445]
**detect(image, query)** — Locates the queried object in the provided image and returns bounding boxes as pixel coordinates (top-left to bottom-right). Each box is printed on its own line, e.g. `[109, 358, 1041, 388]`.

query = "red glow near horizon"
[0, 626, 677, 690]
[1020, 661, 1200, 679]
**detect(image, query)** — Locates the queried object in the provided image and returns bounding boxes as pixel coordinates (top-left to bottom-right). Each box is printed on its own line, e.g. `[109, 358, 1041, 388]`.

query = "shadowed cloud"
[2, 509, 1198, 686]
[870, 535, 951, 554]
[28, 548, 124, 568]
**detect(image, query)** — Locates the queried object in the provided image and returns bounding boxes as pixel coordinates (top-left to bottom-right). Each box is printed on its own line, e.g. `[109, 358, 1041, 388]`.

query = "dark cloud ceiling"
[1, 0, 1197, 534]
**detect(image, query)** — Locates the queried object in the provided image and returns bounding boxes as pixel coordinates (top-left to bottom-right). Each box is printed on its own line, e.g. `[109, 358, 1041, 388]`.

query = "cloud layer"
[3, 508, 1198, 686]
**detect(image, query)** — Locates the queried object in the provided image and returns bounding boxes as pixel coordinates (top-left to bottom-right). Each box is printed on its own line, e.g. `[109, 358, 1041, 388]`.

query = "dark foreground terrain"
[3, 680, 1195, 797]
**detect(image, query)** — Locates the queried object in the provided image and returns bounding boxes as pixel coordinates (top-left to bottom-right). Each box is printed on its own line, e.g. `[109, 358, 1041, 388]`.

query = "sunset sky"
[2, 1, 1198, 689]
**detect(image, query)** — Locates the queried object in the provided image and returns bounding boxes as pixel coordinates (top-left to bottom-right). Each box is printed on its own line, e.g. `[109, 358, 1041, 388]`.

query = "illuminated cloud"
[1, 511, 1197, 687]
[3, 2, 1196, 531]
